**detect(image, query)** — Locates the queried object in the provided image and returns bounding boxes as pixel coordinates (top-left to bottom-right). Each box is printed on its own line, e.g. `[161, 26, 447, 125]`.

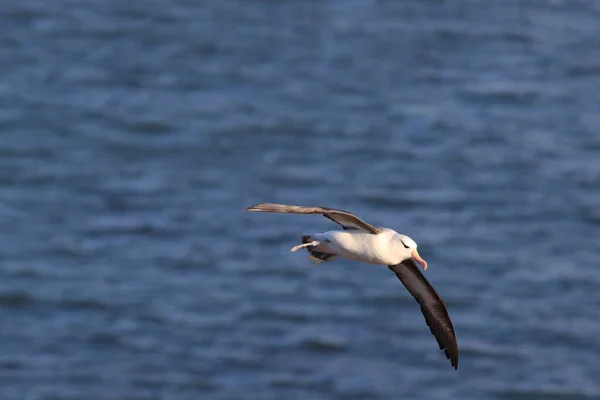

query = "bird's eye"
[401, 241, 410, 249]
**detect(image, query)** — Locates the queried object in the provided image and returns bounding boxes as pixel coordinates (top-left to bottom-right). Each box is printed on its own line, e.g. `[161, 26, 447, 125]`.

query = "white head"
[397, 234, 428, 270]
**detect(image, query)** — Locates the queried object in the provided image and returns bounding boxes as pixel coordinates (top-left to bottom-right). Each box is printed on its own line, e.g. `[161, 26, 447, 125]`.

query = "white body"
[313, 228, 406, 265]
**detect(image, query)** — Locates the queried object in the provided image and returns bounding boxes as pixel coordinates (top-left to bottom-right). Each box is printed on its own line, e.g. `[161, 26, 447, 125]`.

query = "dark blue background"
[2, 1, 600, 399]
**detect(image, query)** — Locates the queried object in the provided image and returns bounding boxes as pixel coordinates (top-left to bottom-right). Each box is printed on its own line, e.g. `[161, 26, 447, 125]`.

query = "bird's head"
[397, 235, 428, 270]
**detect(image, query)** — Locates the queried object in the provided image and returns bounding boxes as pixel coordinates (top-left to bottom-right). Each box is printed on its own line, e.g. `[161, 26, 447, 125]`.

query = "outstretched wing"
[388, 259, 458, 370]
[245, 203, 381, 234]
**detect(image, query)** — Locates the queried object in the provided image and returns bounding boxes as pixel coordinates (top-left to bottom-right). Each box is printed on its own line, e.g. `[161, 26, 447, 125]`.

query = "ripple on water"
[0, 291, 35, 308]
[492, 388, 600, 400]
[241, 305, 312, 324]
[57, 298, 112, 312]
[86, 332, 122, 346]
[298, 335, 348, 354]
[127, 120, 173, 135]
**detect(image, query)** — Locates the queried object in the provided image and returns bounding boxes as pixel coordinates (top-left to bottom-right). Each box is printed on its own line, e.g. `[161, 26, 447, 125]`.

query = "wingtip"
[448, 348, 459, 370]
[245, 203, 264, 211]
[245, 203, 286, 212]
[441, 338, 458, 370]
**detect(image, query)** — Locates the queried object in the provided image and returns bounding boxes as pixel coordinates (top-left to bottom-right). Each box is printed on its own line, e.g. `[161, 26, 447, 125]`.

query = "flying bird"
[245, 203, 458, 370]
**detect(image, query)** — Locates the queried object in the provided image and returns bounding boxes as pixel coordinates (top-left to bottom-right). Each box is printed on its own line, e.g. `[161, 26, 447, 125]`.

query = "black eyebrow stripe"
[401, 241, 410, 249]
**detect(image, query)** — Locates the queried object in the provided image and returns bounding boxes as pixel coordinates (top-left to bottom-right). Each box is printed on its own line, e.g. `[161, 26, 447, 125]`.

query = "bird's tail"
[300, 235, 338, 264]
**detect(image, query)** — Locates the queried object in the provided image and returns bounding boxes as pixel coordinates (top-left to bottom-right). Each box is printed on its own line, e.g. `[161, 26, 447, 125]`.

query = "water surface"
[1, 1, 600, 399]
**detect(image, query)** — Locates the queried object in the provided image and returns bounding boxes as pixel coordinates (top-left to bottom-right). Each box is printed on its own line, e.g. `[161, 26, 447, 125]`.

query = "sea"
[1, 1, 600, 399]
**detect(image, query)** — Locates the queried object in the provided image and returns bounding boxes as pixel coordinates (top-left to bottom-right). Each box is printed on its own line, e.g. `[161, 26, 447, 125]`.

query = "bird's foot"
[289, 240, 320, 252]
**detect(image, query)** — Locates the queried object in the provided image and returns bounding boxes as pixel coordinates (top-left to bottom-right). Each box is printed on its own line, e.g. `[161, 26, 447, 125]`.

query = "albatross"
[245, 203, 458, 370]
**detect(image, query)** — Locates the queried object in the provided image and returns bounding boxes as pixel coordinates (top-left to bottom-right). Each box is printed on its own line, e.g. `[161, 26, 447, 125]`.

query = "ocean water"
[1, 1, 600, 399]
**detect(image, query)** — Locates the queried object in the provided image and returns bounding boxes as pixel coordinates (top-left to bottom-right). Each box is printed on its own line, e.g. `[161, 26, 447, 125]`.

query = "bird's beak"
[411, 249, 428, 270]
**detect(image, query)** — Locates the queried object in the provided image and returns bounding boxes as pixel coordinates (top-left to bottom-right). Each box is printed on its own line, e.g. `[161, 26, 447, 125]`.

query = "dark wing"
[245, 203, 381, 234]
[388, 259, 458, 370]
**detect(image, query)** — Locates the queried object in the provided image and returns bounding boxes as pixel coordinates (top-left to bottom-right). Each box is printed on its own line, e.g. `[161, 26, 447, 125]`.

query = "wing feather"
[246, 203, 381, 234]
[388, 260, 458, 370]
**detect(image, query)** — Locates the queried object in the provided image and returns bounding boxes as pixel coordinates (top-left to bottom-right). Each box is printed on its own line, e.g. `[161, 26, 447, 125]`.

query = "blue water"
[2, 1, 600, 399]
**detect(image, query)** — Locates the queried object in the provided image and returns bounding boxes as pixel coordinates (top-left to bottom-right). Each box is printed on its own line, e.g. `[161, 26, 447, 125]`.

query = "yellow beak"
[411, 249, 428, 270]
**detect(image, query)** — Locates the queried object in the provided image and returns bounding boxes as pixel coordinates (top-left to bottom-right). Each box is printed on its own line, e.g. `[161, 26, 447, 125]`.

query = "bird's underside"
[245, 202, 458, 369]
